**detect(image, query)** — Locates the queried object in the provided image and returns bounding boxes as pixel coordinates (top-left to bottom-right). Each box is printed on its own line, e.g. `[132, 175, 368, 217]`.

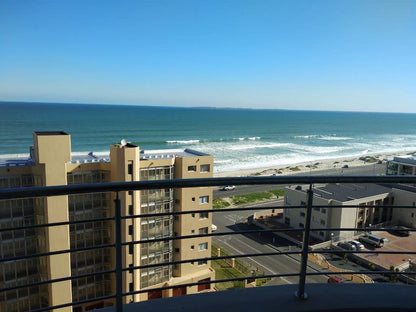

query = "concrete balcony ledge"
[101, 284, 416, 312]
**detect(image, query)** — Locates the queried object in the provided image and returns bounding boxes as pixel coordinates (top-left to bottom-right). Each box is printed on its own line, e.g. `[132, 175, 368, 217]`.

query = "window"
[175, 248, 180, 253]
[129, 282, 134, 292]
[199, 212, 208, 219]
[319, 231, 325, 237]
[199, 227, 208, 234]
[320, 220, 325, 226]
[174, 215, 179, 221]
[192, 197, 195, 201]
[313, 207, 320, 211]
[198, 260, 207, 265]
[300, 201, 306, 207]
[321, 208, 327, 214]
[129, 205, 133, 215]
[128, 164, 133, 175]
[191, 245, 194, 249]
[200, 164, 210, 172]
[199, 196, 209, 204]
[128, 225, 133, 235]
[198, 243, 208, 251]
[129, 244, 133, 254]
[299, 223, 304, 228]
[191, 229, 195, 233]
[412, 213, 415, 218]
[188, 165, 197, 172]
[192, 213, 195, 218]
[128, 190, 133, 195]
[284, 217, 290, 225]
[300, 212, 305, 217]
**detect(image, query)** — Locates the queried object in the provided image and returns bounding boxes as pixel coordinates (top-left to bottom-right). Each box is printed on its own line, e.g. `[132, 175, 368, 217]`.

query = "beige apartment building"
[0, 131, 215, 312]
[387, 155, 416, 175]
[284, 183, 393, 241]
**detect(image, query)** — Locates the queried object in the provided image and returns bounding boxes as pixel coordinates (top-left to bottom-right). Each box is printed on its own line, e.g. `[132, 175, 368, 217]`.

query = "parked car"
[359, 234, 384, 248]
[211, 224, 217, 232]
[328, 276, 343, 283]
[342, 164, 349, 168]
[337, 242, 357, 251]
[220, 185, 235, 191]
[348, 240, 365, 250]
[388, 226, 410, 237]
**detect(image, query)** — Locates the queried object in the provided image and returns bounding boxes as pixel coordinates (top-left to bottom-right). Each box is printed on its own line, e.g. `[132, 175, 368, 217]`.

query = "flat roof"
[0, 148, 210, 167]
[391, 155, 416, 166]
[34, 131, 69, 136]
[314, 183, 391, 202]
[290, 183, 392, 202]
[0, 154, 34, 167]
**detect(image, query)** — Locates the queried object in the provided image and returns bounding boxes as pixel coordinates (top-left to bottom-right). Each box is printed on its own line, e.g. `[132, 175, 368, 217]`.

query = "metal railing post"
[296, 183, 314, 300]
[115, 192, 123, 312]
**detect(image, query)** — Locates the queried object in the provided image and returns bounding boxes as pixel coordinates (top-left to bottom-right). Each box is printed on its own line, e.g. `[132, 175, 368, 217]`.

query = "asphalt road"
[213, 163, 386, 199]
[212, 201, 328, 285]
[211, 163, 387, 285]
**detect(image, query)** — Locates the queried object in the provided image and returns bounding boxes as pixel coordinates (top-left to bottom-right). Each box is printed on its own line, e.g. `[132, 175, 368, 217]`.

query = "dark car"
[337, 242, 356, 251]
[388, 226, 410, 237]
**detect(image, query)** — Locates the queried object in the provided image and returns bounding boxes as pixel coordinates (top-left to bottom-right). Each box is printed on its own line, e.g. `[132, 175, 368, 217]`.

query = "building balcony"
[1, 175, 416, 312]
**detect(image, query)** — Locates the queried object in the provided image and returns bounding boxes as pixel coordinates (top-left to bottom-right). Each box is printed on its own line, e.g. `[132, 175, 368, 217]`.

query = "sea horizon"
[1, 101, 416, 173]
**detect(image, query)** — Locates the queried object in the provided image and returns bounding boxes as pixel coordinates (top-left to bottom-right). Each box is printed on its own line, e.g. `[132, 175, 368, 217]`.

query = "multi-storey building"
[0, 131, 215, 312]
[284, 183, 393, 241]
[387, 155, 416, 175]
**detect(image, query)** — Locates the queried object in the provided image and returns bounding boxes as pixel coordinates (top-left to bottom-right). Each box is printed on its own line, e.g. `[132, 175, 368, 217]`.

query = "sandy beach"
[214, 152, 413, 178]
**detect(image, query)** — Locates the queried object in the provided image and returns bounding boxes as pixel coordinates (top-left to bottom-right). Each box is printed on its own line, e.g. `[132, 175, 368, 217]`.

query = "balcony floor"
[101, 284, 416, 312]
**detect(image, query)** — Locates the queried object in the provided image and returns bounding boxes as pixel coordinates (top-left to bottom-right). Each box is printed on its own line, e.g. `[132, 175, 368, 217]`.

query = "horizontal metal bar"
[0, 216, 115, 232]
[1, 175, 416, 200]
[0, 243, 115, 263]
[123, 250, 301, 272]
[0, 268, 116, 293]
[123, 268, 416, 298]
[30, 294, 116, 312]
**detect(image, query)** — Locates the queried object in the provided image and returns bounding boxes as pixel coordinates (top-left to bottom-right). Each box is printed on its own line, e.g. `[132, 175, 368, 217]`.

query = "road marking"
[220, 240, 293, 284]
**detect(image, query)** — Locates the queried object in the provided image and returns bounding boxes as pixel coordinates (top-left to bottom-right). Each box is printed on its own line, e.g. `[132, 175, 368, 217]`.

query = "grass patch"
[213, 198, 231, 209]
[231, 189, 284, 206]
[269, 189, 285, 198]
[211, 243, 270, 290]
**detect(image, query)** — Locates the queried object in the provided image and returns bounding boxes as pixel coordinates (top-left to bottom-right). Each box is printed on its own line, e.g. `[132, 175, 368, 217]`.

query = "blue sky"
[1, 0, 415, 112]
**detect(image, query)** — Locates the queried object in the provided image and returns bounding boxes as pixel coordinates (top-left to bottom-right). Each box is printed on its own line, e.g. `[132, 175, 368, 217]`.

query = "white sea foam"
[234, 137, 261, 141]
[294, 134, 352, 141]
[318, 136, 352, 141]
[294, 135, 320, 139]
[227, 142, 291, 151]
[166, 140, 200, 144]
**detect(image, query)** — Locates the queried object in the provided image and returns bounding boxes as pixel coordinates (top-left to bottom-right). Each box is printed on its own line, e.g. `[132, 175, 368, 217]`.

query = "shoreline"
[213, 152, 411, 178]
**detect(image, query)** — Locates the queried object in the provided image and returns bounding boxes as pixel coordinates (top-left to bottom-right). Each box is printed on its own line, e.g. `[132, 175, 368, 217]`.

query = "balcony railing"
[1, 175, 416, 312]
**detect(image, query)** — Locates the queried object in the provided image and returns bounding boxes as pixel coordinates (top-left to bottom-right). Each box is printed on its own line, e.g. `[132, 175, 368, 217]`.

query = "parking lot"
[356, 230, 416, 270]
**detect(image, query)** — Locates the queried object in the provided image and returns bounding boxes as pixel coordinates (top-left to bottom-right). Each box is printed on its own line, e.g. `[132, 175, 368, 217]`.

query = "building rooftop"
[290, 183, 392, 202]
[391, 155, 416, 166]
[0, 148, 210, 167]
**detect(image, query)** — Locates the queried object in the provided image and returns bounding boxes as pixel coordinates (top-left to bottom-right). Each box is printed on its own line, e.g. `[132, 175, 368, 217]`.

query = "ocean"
[1, 102, 416, 173]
